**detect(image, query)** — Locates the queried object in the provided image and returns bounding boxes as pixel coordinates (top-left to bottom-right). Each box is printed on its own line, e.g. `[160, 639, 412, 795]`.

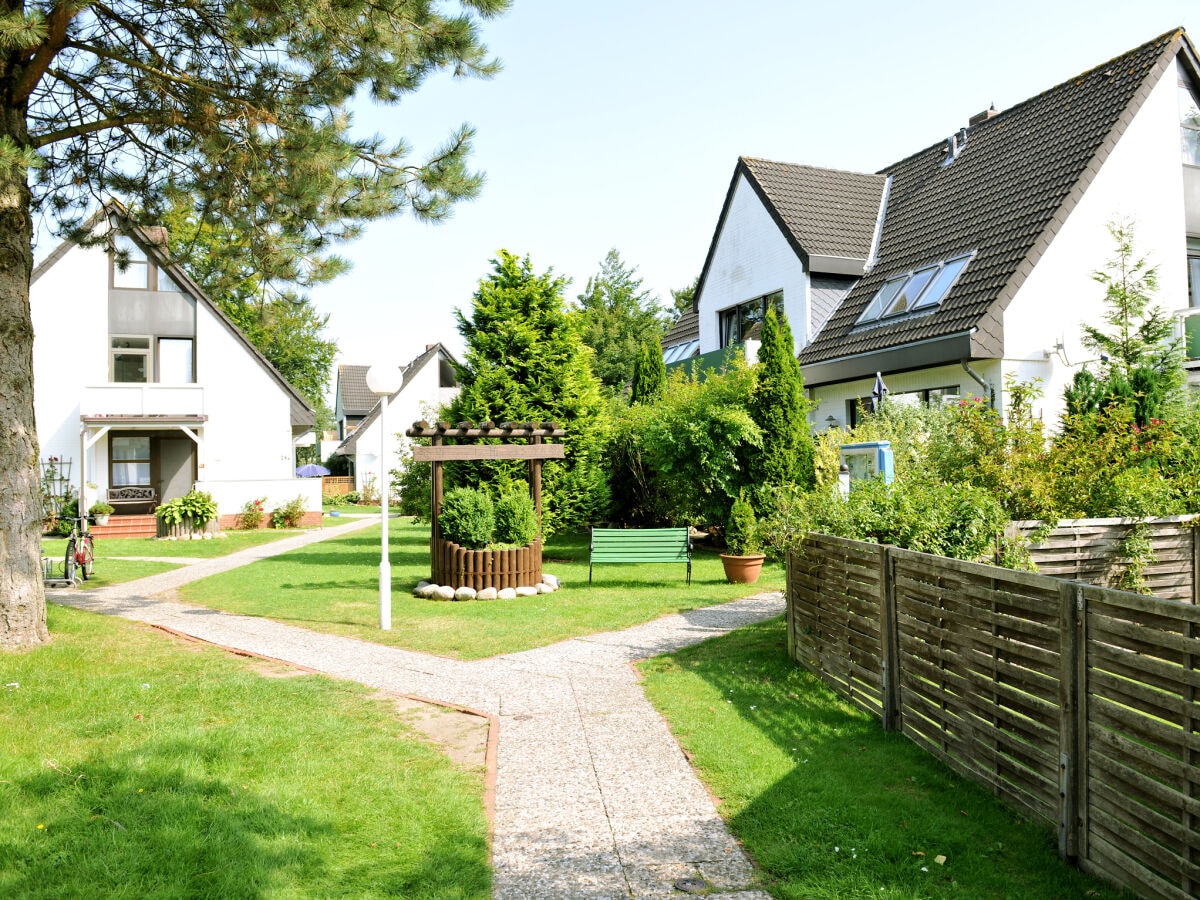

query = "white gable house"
[31, 211, 321, 532]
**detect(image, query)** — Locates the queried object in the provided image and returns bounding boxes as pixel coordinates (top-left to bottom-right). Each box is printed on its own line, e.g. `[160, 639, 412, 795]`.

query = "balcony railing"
[81, 384, 205, 417]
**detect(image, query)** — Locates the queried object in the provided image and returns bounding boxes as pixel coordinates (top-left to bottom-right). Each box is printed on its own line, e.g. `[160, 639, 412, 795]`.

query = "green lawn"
[638, 617, 1125, 900]
[176, 520, 784, 659]
[0, 605, 489, 899]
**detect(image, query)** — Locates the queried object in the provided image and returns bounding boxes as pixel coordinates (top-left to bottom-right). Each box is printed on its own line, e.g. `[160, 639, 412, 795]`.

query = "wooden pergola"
[406, 420, 565, 587]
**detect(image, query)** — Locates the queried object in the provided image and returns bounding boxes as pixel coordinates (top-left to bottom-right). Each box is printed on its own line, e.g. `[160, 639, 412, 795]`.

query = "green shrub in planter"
[155, 490, 218, 527]
[725, 491, 761, 556]
[88, 501, 115, 517]
[494, 489, 538, 546]
[440, 487, 495, 549]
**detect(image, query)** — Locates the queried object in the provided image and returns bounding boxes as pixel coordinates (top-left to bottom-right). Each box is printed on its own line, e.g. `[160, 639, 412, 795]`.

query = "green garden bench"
[589, 526, 692, 584]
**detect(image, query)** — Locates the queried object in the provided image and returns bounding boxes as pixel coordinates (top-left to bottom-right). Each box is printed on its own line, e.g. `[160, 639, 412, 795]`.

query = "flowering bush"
[271, 495, 307, 529]
[237, 497, 267, 530]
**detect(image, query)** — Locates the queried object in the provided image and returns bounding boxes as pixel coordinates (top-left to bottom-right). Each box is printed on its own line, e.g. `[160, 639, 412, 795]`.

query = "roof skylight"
[856, 253, 973, 325]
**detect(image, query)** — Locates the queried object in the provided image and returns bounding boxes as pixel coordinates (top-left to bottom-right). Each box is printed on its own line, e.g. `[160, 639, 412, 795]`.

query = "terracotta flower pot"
[720, 553, 765, 585]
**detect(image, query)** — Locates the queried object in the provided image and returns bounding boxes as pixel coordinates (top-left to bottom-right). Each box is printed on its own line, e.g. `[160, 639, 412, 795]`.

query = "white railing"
[81, 384, 205, 417]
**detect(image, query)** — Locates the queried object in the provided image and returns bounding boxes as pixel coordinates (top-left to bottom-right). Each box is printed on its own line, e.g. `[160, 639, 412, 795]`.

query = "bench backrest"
[590, 527, 690, 563]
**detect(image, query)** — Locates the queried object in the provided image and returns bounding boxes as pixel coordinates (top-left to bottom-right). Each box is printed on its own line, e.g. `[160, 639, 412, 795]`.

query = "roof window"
[857, 253, 972, 324]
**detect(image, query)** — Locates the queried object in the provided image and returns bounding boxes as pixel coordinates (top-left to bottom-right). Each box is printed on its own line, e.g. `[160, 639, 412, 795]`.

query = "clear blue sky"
[312, 0, 1198, 377]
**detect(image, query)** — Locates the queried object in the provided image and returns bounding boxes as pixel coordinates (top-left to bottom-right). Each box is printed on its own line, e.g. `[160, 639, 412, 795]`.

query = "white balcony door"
[158, 338, 194, 383]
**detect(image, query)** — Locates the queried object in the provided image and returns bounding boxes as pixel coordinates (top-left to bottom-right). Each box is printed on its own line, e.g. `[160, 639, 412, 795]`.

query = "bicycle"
[61, 516, 96, 585]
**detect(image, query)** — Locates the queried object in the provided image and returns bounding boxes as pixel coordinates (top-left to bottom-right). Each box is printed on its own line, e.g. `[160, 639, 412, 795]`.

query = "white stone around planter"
[515, 586, 538, 597]
[542, 574, 561, 589]
[476, 587, 498, 601]
[497, 587, 517, 600]
[433, 585, 456, 601]
[455, 586, 478, 601]
[415, 583, 439, 599]
[536, 583, 552, 594]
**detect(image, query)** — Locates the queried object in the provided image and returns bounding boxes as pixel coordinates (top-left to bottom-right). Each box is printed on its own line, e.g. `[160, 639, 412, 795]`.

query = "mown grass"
[638, 617, 1126, 900]
[177, 520, 783, 659]
[0, 605, 489, 899]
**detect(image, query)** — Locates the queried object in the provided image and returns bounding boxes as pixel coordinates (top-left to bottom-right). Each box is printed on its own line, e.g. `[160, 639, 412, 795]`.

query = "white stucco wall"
[31, 241, 111, 503]
[697, 174, 811, 356]
[353, 354, 460, 492]
[998, 57, 1188, 426]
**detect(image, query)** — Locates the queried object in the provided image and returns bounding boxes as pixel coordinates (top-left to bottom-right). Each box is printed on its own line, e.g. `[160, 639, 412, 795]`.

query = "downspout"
[960, 359, 994, 407]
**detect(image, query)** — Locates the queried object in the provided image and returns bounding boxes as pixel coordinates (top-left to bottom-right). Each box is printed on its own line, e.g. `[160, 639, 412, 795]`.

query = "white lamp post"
[365, 362, 404, 630]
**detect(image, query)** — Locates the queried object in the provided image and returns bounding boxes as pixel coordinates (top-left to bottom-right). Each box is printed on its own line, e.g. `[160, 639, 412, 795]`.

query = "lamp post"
[365, 362, 404, 630]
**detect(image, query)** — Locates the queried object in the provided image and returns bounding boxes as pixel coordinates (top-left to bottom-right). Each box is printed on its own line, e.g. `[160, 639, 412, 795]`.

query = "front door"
[159, 438, 195, 504]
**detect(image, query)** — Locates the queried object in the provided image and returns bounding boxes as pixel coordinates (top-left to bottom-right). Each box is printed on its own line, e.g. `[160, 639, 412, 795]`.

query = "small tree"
[747, 307, 814, 497]
[1065, 222, 1185, 427]
[630, 338, 666, 404]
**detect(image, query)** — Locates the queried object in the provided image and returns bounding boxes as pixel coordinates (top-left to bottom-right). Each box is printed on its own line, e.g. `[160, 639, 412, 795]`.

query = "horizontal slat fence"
[787, 533, 1200, 899]
[1013, 516, 1198, 603]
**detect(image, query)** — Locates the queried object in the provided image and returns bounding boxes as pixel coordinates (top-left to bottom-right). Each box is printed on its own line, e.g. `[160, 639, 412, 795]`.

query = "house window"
[1188, 239, 1200, 308]
[718, 291, 783, 347]
[1179, 66, 1200, 166]
[858, 254, 972, 324]
[111, 337, 150, 383]
[893, 385, 961, 406]
[111, 436, 151, 487]
[110, 234, 181, 292]
[157, 338, 194, 383]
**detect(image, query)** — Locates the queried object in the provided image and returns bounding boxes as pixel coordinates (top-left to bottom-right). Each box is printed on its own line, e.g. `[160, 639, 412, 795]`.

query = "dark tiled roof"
[799, 28, 1186, 374]
[337, 364, 376, 417]
[663, 307, 699, 347]
[741, 158, 887, 261]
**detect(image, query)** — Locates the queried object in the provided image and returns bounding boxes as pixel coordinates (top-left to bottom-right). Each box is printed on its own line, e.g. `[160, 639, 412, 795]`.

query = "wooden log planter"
[433, 535, 542, 590]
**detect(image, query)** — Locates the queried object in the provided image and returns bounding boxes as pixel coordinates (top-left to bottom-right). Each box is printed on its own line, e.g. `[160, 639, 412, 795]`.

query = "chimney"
[141, 225, 170, 249]
[968, 104, 999, 126]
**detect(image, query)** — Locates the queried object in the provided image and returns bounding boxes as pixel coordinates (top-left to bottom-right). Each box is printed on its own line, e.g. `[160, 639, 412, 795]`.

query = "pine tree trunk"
[0, 103, 48, 651]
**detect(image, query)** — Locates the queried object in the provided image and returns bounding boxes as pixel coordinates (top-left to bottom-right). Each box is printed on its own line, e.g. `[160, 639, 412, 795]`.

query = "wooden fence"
[321, 476, 355, 497]
[1013, 516, 1198, 603]
[788, 533, 1200, 900]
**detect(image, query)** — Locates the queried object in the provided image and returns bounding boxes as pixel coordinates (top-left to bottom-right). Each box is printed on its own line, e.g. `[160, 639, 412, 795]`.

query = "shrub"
[50, 495, 79, 536]
[494, 489, 538, 546]
[155, 490, 218, 527]
[342, 490, 362, 505]
[724, 491, 760, 555]
[392, 440, 431, 521]
[88, 501, 114, 516]
[237, 496, 267, 529]
[360, 475, 380, 506]
[271, 495, 307, 529]
[439, 487, 495, 549]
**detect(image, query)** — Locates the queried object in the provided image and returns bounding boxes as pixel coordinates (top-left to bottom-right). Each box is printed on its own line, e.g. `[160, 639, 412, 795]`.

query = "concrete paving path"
[50, 519, 784, 899]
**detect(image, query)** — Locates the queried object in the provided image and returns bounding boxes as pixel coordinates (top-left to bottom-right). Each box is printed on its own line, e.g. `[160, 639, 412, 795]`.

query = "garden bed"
[432, 535, 542, 589]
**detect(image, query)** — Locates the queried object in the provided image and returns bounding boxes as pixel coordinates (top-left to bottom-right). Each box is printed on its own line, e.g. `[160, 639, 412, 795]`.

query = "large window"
[1188, 239, 1200, 308]
[1180, 64, 1200, 166]
[718, 291, 783, 347]
[111, 436, 151, 487]
[858, 254, 972, 324]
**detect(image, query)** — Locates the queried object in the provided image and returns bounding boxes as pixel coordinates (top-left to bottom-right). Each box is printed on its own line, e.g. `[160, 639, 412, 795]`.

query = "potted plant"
[720, 491, 765, 585]
[88, 501, 114, 526]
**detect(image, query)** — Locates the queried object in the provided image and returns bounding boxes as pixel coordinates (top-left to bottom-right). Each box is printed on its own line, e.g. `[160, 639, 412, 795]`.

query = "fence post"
[880, 544, 901, 732]
[1058, 582, 1087, 861]
[1193, 524, 1199, 606]
[785, 551, 795, 659]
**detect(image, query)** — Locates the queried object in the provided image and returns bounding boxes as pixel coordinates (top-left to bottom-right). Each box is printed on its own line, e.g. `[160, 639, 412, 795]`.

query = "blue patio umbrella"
[295, 464, 331, 477]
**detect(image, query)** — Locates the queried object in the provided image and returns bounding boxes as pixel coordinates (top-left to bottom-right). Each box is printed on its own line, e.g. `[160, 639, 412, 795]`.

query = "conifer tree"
[748, 307, 814, 494]
[448, 251, 610, 534]
[0, 0, 510, 650]
[630, 338, 667, 404]
[574, 250, 666, 393]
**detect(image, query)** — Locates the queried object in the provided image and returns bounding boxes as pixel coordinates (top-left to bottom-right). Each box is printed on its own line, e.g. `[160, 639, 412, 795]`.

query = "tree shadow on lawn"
[675, 621, 1123, 899]
[2, 740, 488, 898]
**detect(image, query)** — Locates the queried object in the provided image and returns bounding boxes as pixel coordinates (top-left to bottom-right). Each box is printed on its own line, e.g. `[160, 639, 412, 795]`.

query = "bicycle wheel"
[63, 538, 76, 583]
[78, 536, 95, 580]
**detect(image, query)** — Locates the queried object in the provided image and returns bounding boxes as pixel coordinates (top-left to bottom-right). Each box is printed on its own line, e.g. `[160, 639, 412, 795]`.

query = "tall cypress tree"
[448, 250, 610, 534]
[630, 337, 667, 404]
[748, 307, 814, 493]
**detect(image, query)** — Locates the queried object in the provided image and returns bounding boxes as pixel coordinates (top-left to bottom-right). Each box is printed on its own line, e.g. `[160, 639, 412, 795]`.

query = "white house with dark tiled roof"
[692, 28, 1200, 429]
[331, 344, 460, 493]
[31, 207, 322, 534]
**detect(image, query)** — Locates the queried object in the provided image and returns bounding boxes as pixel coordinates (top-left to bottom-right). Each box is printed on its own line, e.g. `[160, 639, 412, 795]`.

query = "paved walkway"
[50, 519, 784, 899]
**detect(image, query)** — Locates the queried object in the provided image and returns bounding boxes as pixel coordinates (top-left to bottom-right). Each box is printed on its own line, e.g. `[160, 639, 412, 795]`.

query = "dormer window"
[857, 253, 972, 324]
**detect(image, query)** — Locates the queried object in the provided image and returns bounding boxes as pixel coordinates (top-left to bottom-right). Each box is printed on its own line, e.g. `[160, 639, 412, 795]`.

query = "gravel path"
[50, 520, 782, 899]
